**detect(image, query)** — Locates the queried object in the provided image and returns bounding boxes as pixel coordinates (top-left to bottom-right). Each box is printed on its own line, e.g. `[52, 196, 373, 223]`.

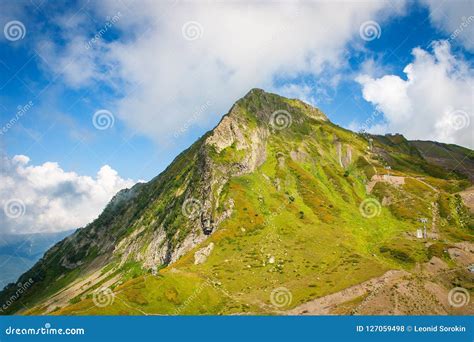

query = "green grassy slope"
[1, 89, 472, 315]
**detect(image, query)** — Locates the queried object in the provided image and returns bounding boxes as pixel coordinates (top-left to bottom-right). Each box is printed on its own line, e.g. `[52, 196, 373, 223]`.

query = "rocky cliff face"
[1, 89, 472, 316]
[0, 89, 306, 312]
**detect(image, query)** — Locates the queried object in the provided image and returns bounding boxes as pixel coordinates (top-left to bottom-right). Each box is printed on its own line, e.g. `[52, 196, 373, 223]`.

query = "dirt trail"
[410, 177, 439, 192]
[366, 175, 405, 193]
[40, 269, 118, 314]
[366, 174, 441, 194]
[287, 270, 408, 315]
[287, 243, 474, 316]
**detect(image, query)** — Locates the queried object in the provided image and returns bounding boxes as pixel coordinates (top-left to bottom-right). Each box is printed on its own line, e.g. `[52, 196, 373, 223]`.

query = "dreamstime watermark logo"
[92, 109, 115, 130]
[261, 197, 291, 232]
[359, 198, 381, 218]
[5, 322, 85, 336]
[358, 109, 381, 134]
[0, 100, 34, 136]
[85, 12, 122, 50]
[269, 110, 292, 130]
[173, 277, 230, 314]
[182, 21, 203, 41]
[173, 279, 210, 314]
[92, 287, 115, 307]
[448, 287, 470, 308]
[182, 198, 203, 219]
[449, 16, 474, 43]
[173, 100, 212, 138]
[259, 8, 301, 51]
[3, 199, 26, 219]
[359, 20, 381, 41]
[447, 110, 470, 130]
[0, 278, 34, 313]
[4, 20, 26, 41]
[270, 287, 292, 308]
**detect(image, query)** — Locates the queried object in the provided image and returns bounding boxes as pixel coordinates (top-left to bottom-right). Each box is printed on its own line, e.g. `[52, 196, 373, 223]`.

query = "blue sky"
[0, 0, 473, 234]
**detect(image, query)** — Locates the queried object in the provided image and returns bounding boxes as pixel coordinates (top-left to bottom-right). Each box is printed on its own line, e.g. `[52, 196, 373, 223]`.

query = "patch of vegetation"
[427, 243, 452, 262]
[379, 238, 428, 266]
[120, 261, 147, 282]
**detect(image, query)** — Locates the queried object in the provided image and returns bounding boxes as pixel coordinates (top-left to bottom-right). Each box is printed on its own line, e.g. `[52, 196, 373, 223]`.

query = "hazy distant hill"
[0, 230, 75, 289]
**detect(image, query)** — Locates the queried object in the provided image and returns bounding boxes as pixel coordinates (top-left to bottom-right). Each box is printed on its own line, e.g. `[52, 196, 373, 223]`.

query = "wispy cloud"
[33, 0, 406, 143]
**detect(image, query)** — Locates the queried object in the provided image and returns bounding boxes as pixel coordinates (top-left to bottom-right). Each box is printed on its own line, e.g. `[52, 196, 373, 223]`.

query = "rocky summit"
[1, 89, 473, 315]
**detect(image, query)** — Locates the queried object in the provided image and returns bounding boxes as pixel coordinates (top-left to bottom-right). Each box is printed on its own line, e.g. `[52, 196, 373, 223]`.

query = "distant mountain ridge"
[0, 89, 472, 315]
[409, 140, 474, 181]
[0, 230, 75, 290]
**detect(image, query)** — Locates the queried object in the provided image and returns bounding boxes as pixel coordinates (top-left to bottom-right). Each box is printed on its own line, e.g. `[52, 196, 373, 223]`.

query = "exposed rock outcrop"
[194, 243, 215, 264]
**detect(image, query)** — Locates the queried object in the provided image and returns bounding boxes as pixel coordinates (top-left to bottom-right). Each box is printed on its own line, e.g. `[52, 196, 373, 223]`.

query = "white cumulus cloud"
[421, 0, 474, 52]
[0, 154, 138, 234]
[35, 0, 405, 143]
[356, 40, 473, 148]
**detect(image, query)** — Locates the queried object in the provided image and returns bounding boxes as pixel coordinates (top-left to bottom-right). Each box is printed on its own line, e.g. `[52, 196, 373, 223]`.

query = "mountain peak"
[244, 87, 266, 96]
[206, 88, 329, 155]
[1, 88, 472, 316]
[230, 88, 328, 124]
